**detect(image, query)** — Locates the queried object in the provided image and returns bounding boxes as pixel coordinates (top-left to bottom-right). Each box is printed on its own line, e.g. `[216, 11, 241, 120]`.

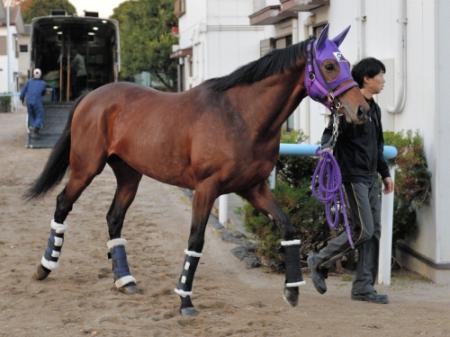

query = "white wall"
[178, 0, 272, 87]
[434, 0, 450, 263]
[294, 0, 449, 275]
[0, 25, 19, 94]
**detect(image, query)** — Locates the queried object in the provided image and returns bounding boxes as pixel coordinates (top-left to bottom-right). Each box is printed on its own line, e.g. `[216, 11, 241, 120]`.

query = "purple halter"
[304, 25, 358, 110]
[308, 25, 358, 247]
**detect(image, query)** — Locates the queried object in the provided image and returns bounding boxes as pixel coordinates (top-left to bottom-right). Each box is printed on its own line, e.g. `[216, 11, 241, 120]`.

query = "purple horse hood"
[304, 25, 358, 108]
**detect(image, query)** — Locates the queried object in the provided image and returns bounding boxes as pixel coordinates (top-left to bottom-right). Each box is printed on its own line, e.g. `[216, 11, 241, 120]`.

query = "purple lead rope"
[311, 149, 354, 248]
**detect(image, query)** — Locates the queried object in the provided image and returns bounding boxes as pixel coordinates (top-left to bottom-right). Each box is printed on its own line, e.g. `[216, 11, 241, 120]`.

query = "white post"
[218, 194, 228, 226]
[269, 167, 276, 190]
[378, 166, 396, 285]
[6, 0, 11, 93]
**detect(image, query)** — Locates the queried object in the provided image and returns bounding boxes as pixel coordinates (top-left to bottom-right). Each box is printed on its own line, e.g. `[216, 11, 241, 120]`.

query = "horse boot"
[107, 238, 138, 294]
[174, 249, 202, 316]
[281, 239, 305, 306]
[34, 219, 68, 280]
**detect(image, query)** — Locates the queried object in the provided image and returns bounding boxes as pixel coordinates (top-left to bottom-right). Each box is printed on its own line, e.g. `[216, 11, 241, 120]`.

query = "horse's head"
[305, 25, 369, 124]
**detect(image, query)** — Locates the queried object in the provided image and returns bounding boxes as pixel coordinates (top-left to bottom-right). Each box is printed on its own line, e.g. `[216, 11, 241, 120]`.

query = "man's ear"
[363, 75, 371, 86]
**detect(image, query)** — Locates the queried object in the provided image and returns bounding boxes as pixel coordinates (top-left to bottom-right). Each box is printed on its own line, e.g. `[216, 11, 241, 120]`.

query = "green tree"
[112, 0, 177, 90]
[22, 0, 76, 23]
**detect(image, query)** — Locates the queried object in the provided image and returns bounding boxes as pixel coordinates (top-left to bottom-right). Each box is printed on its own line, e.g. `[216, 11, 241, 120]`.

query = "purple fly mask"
[305, 25, 358, 110]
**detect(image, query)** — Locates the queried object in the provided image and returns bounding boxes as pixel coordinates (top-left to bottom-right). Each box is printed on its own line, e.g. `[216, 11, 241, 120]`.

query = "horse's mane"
[205, 37, 314, 92]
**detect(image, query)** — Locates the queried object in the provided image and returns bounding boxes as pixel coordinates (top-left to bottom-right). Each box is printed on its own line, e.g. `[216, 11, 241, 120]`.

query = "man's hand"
[383, 177, 394, 194]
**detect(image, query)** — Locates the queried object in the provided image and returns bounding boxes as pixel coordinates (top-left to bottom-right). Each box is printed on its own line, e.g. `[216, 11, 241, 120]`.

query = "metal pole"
[6, 0, 11, 93]
[218, 194, 228, 226]
[269, 168, 276, 190]
[378, 166, 396, 285]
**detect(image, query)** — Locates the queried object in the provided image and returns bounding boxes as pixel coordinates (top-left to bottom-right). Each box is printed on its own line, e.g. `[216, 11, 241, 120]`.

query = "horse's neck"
[236, 68, 307, 137]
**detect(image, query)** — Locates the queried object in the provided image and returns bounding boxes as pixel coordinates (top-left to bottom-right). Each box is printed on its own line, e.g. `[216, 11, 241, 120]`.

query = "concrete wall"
[0, 25, 19, 94]
[294, 0, 449, 281]
[178, 0, 272, 88]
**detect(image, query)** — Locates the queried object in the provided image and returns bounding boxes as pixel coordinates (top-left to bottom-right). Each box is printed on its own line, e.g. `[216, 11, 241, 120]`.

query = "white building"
[174, 0, 450, 283]
[171, 0, 274, 90]
[0, 3, 25, 109]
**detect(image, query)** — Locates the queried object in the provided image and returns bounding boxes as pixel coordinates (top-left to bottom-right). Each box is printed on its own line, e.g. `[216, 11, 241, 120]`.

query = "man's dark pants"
[316, 175, 381, 295]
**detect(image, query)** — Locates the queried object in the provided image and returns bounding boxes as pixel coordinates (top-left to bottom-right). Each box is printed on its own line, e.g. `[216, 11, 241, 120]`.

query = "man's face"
[364, 72, 385, 95]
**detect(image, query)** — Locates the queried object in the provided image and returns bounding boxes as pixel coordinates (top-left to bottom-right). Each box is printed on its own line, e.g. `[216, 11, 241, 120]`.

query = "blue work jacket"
[20, 79, 47, 104]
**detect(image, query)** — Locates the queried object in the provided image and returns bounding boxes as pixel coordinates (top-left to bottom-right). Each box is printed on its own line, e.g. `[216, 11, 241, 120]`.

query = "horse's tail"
[24, 95, 86, 200]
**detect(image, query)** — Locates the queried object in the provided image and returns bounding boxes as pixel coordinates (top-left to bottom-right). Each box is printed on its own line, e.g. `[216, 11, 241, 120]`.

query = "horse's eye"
[324, 63, 335, 71]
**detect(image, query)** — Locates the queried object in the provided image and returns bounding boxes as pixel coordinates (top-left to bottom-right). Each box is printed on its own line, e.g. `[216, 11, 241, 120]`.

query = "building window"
[0, 37, 6, 55]
[174, 0, 186, 17]
[313, 22, 328, 38]
[260, 38, 275, 56]
[275, 34, 292, 49]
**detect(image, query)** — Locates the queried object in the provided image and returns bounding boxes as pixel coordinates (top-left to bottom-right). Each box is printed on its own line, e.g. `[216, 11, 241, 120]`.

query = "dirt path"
[0, 110, 449, 337]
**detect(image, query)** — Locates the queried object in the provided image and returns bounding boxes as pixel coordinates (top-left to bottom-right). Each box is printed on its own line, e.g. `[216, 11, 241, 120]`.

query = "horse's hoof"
[180, 306, 199, 316]
[283, 287, 299, 307]
[33, 264, 51, 281]
[118, 283, 140, 295]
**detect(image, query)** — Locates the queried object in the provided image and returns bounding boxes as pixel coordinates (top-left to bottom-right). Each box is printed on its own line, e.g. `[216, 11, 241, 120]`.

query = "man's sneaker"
[351, 292, 389, 304]
[307, 254, 327, 294]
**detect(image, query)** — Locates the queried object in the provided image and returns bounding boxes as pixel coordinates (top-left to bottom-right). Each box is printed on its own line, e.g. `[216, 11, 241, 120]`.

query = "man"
[71, 49, 87, 98]
[308, 57, 394, 304]
[20, 68, 47, 138]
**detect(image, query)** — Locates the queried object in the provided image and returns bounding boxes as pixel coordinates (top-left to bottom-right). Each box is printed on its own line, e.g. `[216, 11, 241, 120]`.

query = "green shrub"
[243, 130, 431, 271]
[243, 130, 328, 270]
[384, 131, 431, 242]
[0, 95, 11, 112]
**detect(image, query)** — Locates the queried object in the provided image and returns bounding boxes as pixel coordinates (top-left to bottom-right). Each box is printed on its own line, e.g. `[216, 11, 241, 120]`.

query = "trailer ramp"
[26, 102, 72, 149]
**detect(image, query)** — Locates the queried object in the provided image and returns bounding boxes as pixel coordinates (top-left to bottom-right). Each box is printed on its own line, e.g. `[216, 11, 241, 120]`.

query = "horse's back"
[71, 82, 197, 187]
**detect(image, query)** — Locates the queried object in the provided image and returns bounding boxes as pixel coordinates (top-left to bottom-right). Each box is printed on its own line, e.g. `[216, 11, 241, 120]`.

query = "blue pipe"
[279, 143, 397, 160]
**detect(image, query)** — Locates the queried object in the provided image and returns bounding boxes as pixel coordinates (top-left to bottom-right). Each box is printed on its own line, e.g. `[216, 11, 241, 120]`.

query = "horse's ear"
[332, 25, 351, 47]
[316, 24, 329, 51]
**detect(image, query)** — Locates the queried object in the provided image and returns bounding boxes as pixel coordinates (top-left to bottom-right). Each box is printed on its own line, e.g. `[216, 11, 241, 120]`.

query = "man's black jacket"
[321, 99, 390, 183]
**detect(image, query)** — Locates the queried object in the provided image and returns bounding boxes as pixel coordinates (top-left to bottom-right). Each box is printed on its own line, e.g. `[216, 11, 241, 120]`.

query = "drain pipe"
[388, 0, 408, 114]
[356, 0, 367, 60]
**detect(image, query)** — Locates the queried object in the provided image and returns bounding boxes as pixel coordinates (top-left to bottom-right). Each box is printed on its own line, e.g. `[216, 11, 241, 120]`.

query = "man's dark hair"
[351, 57, 386, 88]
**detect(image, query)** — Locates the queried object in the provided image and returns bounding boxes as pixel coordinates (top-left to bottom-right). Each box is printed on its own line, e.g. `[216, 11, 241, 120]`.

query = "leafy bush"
[384, 131, 431, 242]
[243, 130, 431, 271]
[243, 130, 328, 270]
[0, 95, 11, 112]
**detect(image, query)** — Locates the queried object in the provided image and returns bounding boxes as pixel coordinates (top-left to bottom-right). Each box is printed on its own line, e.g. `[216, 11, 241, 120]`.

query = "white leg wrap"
[54, 237, 63, 247]
[184, 249, 202, 257]
[107, 238, 127, 249]
[281, 239, 301, 246]
[286, 281, 306, 287]
[51, 219, 68, 234]
[174, 288, 193, 298]
[114, 275, 136, 288]
[41, 256, 59, 271]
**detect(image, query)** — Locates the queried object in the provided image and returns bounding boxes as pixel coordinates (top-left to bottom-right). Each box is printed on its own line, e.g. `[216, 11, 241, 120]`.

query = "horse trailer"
[26, 12, 120, 148]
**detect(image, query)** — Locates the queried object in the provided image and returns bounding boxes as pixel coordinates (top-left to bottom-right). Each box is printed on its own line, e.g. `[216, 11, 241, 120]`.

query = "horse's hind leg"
[105, 157, 142, 294]
[34, 165, 104, 280]
[239, 182, 304, 307]
[175, 180, 218, 316]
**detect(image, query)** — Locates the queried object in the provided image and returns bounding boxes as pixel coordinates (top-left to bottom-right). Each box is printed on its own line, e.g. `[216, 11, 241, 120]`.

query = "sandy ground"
[0, 109, 449, 337]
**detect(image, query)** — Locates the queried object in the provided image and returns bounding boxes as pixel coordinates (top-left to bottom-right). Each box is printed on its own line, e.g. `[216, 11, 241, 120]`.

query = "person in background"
[20, 68, 47, 138]
[71, 48, 87, 98]
[308, 57, 395, 304]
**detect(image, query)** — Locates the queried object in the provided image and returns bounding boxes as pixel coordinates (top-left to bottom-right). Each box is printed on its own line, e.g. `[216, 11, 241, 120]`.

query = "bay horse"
[26, 25, 369, 316]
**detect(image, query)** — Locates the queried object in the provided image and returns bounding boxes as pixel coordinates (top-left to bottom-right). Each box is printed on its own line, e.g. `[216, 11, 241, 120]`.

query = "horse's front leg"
[174, 180, 217, 316]
[239, 182, 304, 306]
